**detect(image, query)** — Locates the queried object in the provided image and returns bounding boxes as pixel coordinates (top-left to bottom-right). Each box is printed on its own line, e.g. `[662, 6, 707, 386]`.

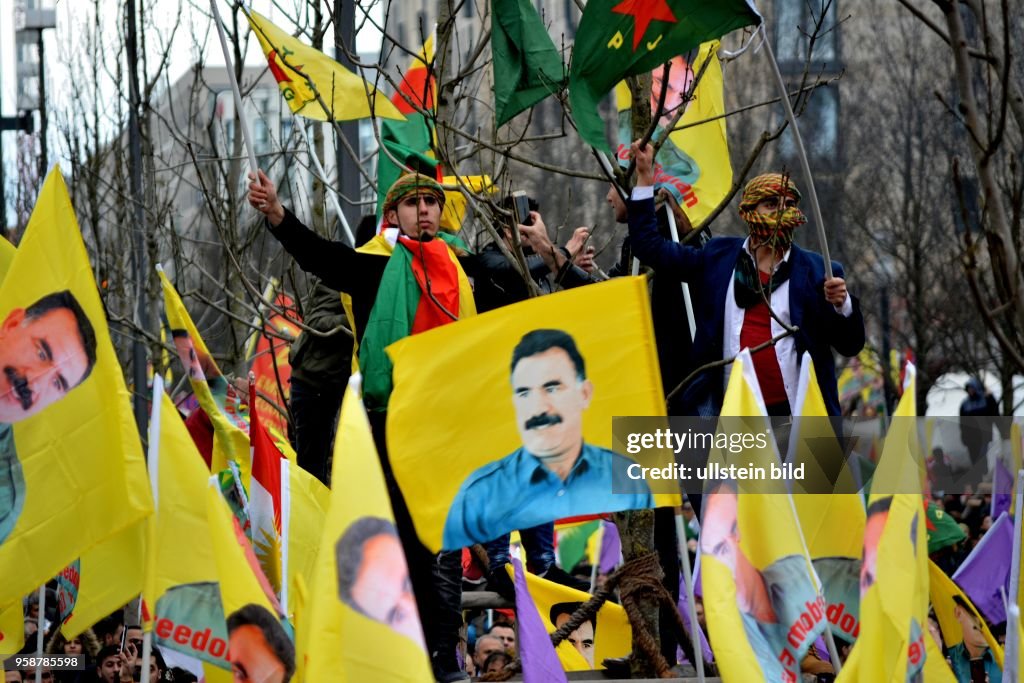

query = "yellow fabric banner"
[615, 41, 731, 226]
[60, 520, 146, 638]
[700, 350, 825, 683]
[0, 236, 14, 284]
[0, 167, 152, 608]
[298, 378, 432, 681]
[158, 267, 251, 485]
[506, 567, 631, 671]
[928, 559, 1003, 668]
[788, 354, 865, 644]
[837, 365, 931, 682]
[144, 392, 282, 674]
[386, 277, 680, 552]
[284, 461, 329, 619]
[245, 9, 404, 122]
[440, 175, 495, 231]
[0, 601, 24, 657]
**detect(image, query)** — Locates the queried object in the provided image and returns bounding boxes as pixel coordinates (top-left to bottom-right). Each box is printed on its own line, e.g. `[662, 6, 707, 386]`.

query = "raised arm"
[626, 142, 702, 280]
[248, 170, 359, 292]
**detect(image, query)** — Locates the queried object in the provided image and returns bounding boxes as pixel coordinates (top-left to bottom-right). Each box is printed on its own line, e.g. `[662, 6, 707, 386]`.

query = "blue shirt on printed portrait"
[442, 442, 653, 549]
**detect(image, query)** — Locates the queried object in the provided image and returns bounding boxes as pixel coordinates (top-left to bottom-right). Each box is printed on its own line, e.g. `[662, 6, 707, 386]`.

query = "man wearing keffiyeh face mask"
[625, 141, 865, 418]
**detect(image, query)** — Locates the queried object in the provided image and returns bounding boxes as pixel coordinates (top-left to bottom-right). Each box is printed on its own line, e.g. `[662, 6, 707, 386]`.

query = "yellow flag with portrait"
[143, 389, 279, 673]
[158, 267, 251, 486]
[700, 351, 825, 683]
[507, 568, 632, 671]
[615, 41, 731, 227]
[385, 277, 680, 552]
[297, 378, 432, 682]
[836, 365, 935, 682]
[0, 167, 152, 608]
[788, 354, 865, 644]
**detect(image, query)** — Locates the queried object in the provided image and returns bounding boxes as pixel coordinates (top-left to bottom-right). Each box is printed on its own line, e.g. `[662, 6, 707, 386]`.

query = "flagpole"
[759, 25, 833, 280]
[34, 585, 44, 683]
[665, 210, 697, 340]
[244, 278, 278, 362]
[293, 117, 355, 245]
[140, 375, 163, 683]
[209, 0, 259, 178]
[1004, 469, 1024, 683]
[674, 514, 705, 682]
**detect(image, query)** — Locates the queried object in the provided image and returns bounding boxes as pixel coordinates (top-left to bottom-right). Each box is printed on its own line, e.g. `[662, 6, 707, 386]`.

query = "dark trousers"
[289, 377, 345, 485]
[368, 412, 463, 670]
[482, 522, 556, 574]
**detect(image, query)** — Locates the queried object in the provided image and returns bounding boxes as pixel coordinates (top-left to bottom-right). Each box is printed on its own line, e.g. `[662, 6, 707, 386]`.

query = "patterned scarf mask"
[737, 173, 806, 250]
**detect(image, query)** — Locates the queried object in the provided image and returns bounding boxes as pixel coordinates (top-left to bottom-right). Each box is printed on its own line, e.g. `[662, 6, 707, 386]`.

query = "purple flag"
[952, 511, 1014, 624]
[676, 573, 714, 665]
[992, 458, 1013, 518]
[599, 521, 621, 573]
[512, 556, 569, 682]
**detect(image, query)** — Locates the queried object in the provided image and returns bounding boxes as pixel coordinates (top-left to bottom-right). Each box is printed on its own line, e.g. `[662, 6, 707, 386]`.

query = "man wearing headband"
[625, 141, 864, 417]
[248, 169, 474, 682]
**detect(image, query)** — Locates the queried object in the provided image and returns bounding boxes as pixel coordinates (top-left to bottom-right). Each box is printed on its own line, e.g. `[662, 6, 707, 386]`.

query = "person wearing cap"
[248, 170, 473, 682]
[625, 141, 864, 417]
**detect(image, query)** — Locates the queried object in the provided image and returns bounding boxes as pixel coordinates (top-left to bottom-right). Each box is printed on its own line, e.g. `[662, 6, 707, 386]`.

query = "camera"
[501, 191, 538, 229]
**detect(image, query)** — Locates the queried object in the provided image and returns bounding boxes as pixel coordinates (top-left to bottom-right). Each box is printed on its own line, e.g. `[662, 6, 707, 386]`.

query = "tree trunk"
[612, 69, 662, 679]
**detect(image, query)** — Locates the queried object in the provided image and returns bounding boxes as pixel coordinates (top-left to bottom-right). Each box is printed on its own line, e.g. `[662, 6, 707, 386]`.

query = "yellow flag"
[0, 236, 14, 283]
[158, 266, 251, 485]
[283, 460, 329, 618]
[837, 365, 930, 682]
[701, 350, 825, 683]
[299, 378, 432, 681]
[58, 520, 147, 638]
[245, 9, 404, 122]
[505, 568, 631, 671]
[0, 167, 152, 608]
[440, 175, 495, 231]
[0, 601, 24, 656]
[788, 353, 865, 644]
[145, 390, 280, 673]
[928, 560, 1003, 668]
[386, 277, 680, 552]
[615, 42, 731, 226]
[205, 482, 281, 619]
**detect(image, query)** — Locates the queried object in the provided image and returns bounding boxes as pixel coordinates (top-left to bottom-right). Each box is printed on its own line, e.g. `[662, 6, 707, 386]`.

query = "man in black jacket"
[248, 170, 470, 682]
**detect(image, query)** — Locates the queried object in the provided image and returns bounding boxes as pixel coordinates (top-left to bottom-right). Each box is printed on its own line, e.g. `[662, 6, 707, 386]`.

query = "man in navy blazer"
[626, 141, 864, 417]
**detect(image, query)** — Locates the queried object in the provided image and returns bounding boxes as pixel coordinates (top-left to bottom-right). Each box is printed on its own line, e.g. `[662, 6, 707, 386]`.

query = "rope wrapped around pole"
[479, 552, 700, 681]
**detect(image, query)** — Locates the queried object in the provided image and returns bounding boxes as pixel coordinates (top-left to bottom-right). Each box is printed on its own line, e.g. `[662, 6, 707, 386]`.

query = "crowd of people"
[4, 139, 1010, 683]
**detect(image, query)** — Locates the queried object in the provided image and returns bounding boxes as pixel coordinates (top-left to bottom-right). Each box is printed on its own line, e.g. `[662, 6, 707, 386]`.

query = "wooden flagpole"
[760, 25, 833, 279]
[675, 514, 705, 682]
[209, 0, 259, 178]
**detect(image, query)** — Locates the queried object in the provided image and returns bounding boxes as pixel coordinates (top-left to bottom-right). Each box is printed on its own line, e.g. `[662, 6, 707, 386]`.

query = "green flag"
[376, 35, 439, 219]
[569, 0, 761, 149]
[925, 502, 967, 554]
[491, 0, 567, 126]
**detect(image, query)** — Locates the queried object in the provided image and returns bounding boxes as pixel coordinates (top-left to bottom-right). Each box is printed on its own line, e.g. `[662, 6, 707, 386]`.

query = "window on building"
[779, 84, 839, 165]
[774, 0, 838, 65]
[563, 0, 577, 38]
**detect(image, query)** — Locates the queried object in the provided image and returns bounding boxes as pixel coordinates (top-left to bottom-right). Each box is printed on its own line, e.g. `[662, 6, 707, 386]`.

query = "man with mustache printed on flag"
[443, 329, 653, 549]
[0, 290, 98, 544]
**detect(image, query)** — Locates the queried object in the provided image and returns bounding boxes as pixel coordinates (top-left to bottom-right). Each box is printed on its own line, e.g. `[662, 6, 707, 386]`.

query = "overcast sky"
[0, 0, 383, 226]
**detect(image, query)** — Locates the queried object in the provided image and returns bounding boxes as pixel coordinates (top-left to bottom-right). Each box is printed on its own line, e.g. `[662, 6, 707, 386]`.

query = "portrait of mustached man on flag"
[385, 277, 681, 552]
[0, 169, 152, 609]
